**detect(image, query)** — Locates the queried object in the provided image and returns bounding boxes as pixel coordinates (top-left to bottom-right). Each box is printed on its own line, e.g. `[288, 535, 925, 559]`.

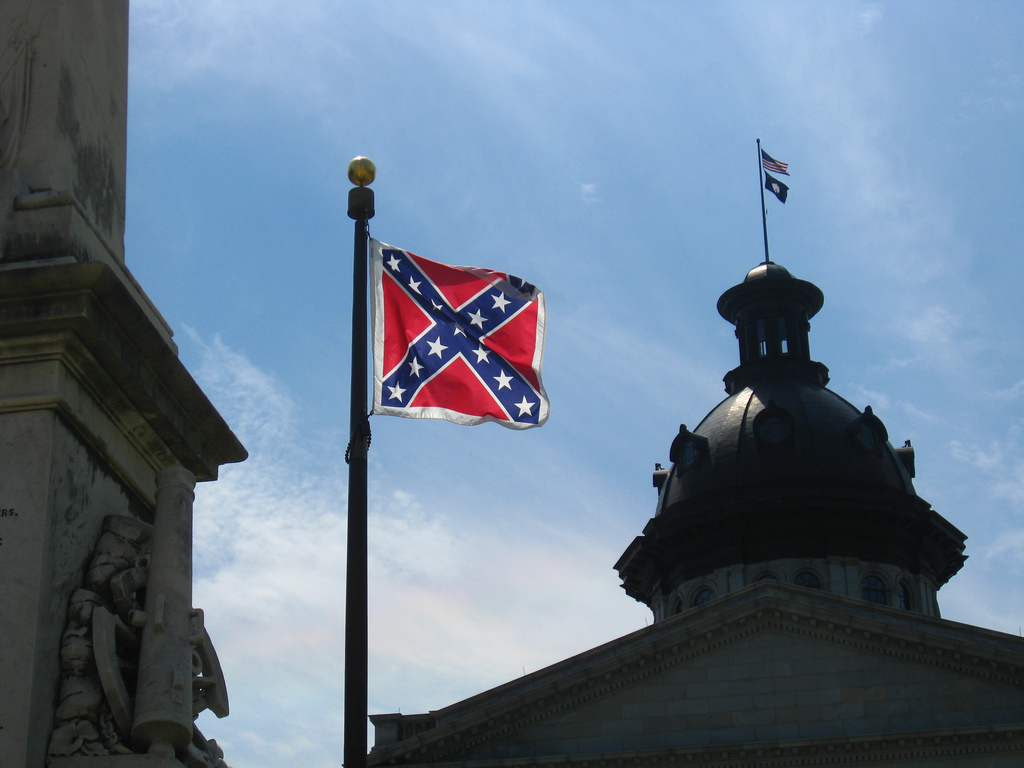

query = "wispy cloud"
[124, 4, 1024, 764]
[950, 438, 1024, 511]
[861, 4, 884, 33]
[131, 0, 336, 89]
[182, 331, 649, 767]
[855, 387, 891, 412]
[988, 379, 1024, 401]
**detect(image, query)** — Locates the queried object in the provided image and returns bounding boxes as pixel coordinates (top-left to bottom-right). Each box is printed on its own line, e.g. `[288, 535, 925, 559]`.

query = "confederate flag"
[370, 240, 548, 428]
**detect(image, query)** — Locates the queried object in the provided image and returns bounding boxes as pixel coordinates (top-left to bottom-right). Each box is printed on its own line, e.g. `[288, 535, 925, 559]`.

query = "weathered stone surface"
[0, 262, 244, 767]
[132, 467, 199, 754]
[49, 757, 186, 768]
[0, 1, 129, 265]
[0, 262, 247, 490]
[0, 408, 148, 768]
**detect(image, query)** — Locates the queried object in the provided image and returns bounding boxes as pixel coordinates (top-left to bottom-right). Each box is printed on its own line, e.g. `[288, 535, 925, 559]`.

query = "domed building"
[368, 263, 1024, 768]
[616, 262, 966, 622]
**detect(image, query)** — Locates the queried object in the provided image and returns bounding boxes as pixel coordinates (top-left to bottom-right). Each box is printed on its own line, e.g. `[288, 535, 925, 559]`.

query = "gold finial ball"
[348, 156, 376, 187]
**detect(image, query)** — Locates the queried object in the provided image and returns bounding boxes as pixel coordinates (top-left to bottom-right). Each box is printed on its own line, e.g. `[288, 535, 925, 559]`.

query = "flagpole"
[756, 138, 771, 264]
[344, 156, 375, 768]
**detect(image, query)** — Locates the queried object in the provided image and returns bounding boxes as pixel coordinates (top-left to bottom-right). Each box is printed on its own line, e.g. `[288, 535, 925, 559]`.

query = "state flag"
[370, 240, 548, 429]
[764, 172, 789, 204]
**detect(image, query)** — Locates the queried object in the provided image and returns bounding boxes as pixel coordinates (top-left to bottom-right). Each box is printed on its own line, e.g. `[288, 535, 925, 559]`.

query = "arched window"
[755, 572, 779, 582]
[898, 582, 912, 610]
[692, 588, 715, 607]
[673, 597, 684, 615]
[861, 575, 887, 605]
[794, 571, 821, 589]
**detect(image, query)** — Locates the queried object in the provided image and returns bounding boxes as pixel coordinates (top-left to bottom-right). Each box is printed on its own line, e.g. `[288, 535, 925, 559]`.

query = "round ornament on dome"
[753, 402, 795, 447]
[744, 261, 792, 282]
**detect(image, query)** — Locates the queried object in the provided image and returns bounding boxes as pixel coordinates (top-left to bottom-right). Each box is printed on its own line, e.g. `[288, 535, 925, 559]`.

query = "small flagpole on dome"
[344, 155, 375, 768]
[757, 138, 771, 265]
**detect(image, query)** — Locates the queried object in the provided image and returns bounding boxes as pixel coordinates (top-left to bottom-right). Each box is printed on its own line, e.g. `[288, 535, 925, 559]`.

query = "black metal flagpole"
[344, 156, 375, 768]
[756, 138, 771, 265]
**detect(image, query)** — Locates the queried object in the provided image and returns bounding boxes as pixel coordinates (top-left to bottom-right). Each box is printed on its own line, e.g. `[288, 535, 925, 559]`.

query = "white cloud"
[950, 438, 1024, 511]
[986, 527, 1024, 563]
[899, 401, 939, 424]
[855, 387, 891, 412]
[861, 4, 883, 33]
[181, 331, 649, 767]
[130, 0, 336, 88]
[989, 379, 1024, 401]
[903, 304, 963, 348]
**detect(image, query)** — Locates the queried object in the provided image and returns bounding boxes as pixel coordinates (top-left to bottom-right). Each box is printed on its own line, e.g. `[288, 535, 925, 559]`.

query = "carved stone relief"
[48, 515, 230, 767]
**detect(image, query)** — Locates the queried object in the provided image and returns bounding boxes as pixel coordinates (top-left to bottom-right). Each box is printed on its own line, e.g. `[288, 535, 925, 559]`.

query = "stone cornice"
[0, 261, 245, 491]
[369, 584, 1024, 766]
[617, 483, 966, 605]
[384, 723, 1024, 768]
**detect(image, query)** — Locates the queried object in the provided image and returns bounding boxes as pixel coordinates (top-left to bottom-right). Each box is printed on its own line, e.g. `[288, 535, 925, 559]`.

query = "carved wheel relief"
[49, 515, 230, 767]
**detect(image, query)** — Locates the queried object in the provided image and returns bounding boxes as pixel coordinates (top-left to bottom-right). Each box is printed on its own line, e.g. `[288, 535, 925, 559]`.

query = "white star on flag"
[427, 338, 447, 357]
[515, 397, 535, 416]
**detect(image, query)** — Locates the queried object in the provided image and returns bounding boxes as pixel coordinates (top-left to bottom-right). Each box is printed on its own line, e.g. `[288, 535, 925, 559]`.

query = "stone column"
[131, 467, 198, 755]
[1, 0, 130, 266]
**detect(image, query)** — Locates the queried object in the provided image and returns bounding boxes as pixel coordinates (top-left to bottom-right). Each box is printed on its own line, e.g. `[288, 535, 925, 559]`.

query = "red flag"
[370, 240, 548, 428]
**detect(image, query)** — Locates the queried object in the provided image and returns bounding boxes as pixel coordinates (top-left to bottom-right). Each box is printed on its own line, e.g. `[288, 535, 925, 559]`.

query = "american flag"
[370, 240, 548, 428]
[761, 148, 789, 176]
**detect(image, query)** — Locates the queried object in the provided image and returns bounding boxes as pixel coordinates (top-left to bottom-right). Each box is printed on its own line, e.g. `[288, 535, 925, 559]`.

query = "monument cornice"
[0, 261, 246, 495]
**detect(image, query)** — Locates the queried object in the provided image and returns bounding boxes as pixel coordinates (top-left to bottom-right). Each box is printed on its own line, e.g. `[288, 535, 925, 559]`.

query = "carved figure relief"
[0, 21, 33, 170]
[48, 515, 230, 767]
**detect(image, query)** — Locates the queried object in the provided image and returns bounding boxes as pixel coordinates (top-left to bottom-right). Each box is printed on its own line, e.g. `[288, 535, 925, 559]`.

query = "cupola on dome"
[616, 263, 966, 621]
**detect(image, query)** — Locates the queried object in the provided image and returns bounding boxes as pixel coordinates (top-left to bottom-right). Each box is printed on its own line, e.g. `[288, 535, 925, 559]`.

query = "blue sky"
[123, 2, 1024, 765]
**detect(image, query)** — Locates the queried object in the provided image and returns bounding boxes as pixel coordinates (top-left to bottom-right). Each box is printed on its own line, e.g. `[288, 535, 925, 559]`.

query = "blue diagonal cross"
[379, 248, 541, 424]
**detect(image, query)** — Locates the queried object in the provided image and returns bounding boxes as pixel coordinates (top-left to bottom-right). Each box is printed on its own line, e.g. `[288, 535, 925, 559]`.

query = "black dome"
[657, 377, 915, 514]
[616, 263, 966, 611]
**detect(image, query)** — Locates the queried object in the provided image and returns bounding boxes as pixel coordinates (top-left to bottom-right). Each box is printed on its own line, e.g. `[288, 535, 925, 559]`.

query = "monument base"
[50, 756, 185, 768]
[0, 264, 243, 766]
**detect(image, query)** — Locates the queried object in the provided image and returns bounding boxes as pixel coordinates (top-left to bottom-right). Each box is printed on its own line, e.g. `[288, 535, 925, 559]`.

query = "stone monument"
[0, 2, 247, 767]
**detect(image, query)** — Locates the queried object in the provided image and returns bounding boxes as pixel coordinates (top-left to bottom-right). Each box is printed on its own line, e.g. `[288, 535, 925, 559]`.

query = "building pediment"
[369, 583, 1024, 767]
